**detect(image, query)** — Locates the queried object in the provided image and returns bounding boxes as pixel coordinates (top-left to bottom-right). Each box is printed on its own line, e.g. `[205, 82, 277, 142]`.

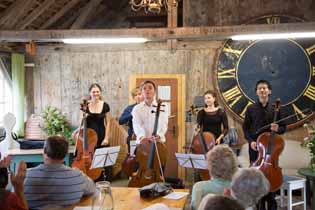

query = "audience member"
[24, 136, 95, 209]
[197, 194, 245, 210]
[0, 155, 28, 210]
[226, 168, 270, 209]
[191, 145, 238, 210]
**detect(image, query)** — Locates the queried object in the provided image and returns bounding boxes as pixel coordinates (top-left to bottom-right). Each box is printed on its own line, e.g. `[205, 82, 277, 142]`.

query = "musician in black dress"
[85, 83, 111, 147]
[242, 80, 286, 210]
[197, 90, 229, 144]
[85, 83, 112, 180]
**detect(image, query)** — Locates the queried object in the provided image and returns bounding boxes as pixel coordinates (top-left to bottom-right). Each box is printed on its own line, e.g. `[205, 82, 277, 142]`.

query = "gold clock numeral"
[240, 101, 253, 118]
[222, 44, 242, 57]
[292, 103, 306, 120]
[222, 86, 242, 107]
[218, 68, 236, 79]
[304, 85, 315, 101]
[306, 44, 315, 56]
[312, 66, 315, 76]
[266, 17, 280, 24]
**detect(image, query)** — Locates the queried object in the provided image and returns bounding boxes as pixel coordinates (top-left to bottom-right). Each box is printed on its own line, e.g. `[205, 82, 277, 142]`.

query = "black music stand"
[175, 153, 208, 185]
[91, 146, 120, 180]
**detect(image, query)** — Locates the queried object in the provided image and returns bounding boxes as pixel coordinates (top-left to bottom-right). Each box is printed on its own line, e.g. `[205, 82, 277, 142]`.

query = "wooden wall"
[30, 39, 309, 143]
[32, 41, 220, 125]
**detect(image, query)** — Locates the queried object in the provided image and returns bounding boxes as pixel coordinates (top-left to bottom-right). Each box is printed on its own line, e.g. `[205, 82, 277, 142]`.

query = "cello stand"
[91, 146, 120, 181]
[175, 153, 207, 186]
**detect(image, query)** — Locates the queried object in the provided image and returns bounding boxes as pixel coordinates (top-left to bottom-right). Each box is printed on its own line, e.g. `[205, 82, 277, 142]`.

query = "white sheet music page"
[91, 146, 120, 169]
[163, 192, 189, 200]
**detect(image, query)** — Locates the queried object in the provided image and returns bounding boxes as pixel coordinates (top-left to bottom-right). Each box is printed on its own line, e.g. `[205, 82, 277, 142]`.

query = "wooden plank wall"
[32, 41, 221, 126]
[31, 40, 307, 145]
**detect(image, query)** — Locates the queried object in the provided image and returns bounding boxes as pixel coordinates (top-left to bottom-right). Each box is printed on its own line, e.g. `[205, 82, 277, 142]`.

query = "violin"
[72, 99, 102, 180]
[128, 99, 167, 187]
[252, 98, 285, 192]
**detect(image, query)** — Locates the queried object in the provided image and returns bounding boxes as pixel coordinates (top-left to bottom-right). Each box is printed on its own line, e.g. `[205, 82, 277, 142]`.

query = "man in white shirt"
[132, 80, 168, 144]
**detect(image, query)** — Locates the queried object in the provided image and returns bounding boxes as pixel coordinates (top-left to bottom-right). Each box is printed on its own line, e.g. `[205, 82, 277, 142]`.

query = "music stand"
[175, 153, 208, 185]
[91, 146, 120, 180]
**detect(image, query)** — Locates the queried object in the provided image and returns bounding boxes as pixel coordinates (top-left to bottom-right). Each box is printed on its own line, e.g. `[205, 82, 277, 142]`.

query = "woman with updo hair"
[86, 83, 111, 147]
[196, 90, 229, 144]
[81, 83, 112, 181]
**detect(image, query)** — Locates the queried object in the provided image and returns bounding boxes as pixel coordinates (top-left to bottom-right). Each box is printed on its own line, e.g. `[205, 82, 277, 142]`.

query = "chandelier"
[129, 0, 178, 14]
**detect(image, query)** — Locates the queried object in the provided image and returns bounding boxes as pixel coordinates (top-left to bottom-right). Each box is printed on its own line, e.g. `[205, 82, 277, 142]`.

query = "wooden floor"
[110, 178, 311, 210]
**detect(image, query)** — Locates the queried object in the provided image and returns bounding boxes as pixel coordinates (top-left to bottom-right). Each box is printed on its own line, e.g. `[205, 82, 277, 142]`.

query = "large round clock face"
[215, 15, 315, 129]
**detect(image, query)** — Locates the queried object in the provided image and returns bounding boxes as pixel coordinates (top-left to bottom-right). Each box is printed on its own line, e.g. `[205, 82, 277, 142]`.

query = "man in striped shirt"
[24, 136, 95, 209]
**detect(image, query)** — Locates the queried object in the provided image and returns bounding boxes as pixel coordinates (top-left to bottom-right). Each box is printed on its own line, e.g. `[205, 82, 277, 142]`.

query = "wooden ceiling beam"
[0, 0, 36, 29]
[70, 0, 104, 29]
[0, 22, 315, 42]
[0, 0, 28, 26]
[16, 0, 55, 29]
[40, 0, 81, 29]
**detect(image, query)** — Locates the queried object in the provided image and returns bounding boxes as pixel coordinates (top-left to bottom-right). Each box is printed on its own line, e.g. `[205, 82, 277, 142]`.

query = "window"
[0, 66, 12, 126]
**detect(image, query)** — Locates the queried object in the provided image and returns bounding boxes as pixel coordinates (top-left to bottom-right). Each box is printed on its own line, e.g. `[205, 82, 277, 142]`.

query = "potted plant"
[42, 106, 73, 145]
[302, 123, 315, 170]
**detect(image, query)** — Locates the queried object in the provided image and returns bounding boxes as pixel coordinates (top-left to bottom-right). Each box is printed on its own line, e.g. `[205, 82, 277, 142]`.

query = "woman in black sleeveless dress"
[86, 83, 112, 180]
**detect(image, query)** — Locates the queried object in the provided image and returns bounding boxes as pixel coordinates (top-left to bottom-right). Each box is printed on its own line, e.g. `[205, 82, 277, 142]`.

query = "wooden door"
[136, 78, 179, 178]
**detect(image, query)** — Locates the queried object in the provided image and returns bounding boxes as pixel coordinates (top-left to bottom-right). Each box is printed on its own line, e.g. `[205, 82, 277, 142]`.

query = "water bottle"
[92, 181, 114, 210]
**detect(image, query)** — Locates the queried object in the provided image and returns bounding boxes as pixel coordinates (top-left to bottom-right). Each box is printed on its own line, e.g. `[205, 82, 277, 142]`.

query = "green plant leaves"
[41, 106, 73, 145]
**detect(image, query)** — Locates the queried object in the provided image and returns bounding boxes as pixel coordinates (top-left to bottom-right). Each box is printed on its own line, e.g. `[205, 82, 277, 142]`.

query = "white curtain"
[0, 54, 12, 88]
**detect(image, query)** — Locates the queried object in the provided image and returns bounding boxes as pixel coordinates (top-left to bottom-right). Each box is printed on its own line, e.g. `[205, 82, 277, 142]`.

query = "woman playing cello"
[196, 90, 229, 145]
[74, 83, 112, 181]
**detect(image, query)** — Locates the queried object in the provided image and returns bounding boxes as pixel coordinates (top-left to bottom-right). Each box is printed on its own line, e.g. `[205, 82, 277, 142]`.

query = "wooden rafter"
[40, 0, 81, 29]
[0, 22, 314, 42]
[167, 0, 178, 49]
[0, 0, 27, 26]
[16, 0, 55, 29]
[70, 0, 103, 29]
[0, 0, 35, 29]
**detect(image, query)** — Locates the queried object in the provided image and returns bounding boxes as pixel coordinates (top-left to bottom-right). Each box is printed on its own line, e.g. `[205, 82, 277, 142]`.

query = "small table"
[69, 187, 189, 210]
[5, 146, 75, 172]
[298, 167, 315, 210]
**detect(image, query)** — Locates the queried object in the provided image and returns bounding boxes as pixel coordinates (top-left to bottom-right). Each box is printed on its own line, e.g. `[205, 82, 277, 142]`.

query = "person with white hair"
[225, 168, 270, 210]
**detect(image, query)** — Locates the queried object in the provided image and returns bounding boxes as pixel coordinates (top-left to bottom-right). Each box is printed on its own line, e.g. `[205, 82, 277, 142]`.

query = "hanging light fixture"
[129, 0, 178, 14]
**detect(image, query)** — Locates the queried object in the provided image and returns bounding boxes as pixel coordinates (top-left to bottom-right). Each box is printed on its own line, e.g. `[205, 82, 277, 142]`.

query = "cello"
[190, 129, 216, 180]
[252, 98, 285, 192]
[72, 99, 102, 180]
[128, 99, 167, 187]
[185, 105, 216, 180]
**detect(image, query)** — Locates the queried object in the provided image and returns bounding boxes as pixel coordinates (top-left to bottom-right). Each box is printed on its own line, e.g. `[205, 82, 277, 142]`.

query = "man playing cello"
[243, 80, 287, 210]
[132, 80, 168, 146]
[129, 80, 168, 186]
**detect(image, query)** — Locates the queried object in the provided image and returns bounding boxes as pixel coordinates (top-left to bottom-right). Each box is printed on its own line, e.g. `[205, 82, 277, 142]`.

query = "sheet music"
[175, 153, 207, 169]
[91, 146, 120, 169]
[163, 192, 189, 200]
[142, 203, 170, 210]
